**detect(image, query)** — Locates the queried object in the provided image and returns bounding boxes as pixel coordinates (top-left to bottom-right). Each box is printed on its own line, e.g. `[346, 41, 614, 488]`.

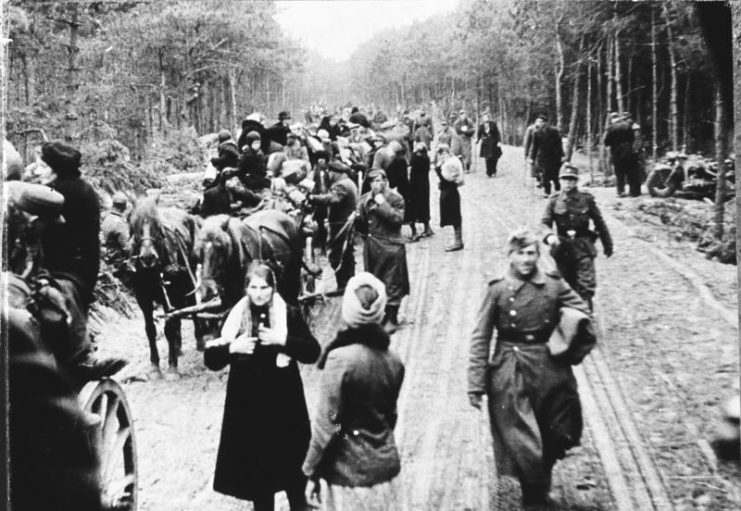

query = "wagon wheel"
[79, 378, 138, 511]
[646, 165, 676, 198]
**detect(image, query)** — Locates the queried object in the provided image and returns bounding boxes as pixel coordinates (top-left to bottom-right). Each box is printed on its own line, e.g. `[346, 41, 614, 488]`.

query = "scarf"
[219, 291, 290, 367]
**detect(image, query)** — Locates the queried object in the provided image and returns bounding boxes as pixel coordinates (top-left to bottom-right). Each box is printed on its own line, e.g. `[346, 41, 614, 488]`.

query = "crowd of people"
[5, 100, 625, 511]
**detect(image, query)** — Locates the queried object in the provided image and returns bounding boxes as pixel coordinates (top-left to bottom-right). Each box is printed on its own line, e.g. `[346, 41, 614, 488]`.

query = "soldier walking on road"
[468, 228, 592, 510]
[603, 112, 642, 197]
[528, 115, 564, 196]
[541, 163, 613, 310]
[355, 169, 410, 333]
[453, 108, 475, 172]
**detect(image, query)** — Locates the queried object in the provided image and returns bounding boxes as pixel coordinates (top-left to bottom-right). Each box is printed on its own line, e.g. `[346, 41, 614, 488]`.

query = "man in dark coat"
[603, 112, 641, 197]
[477, 113, 502, 177]
[541, 163, 613, 310]
[265, 110, 292, 147]
[211, 129, 240, 171]
[349, 106, 371, 129]
[309, 161, 359, 291]
[409, 140, 433, 241]
[356, 169, 409, 332]
[383, 141, 413, 237]
[201, 171, 232, 217]
[36, 142, 100, 304]
[528, 115, 564, 196]
[523, 117, 543, 185]
[237, 114, 268, 153]
[468, 228, 591, 509]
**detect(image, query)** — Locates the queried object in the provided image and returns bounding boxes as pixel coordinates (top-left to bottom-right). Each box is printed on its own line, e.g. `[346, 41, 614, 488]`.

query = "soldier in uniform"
[468, 228, 591, 510]
[309, 161, 359, 293]
[541, 163, 613, 310]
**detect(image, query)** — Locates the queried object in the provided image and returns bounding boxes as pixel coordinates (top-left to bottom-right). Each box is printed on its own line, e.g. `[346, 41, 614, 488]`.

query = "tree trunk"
[615, 29, 625, 114]
[64, 3, 81, 138]
[664, 3, 679, 151]
[566, 35, 584, 161]
[159, 53, 167, 132]
[652, 8, 658, 159]
[587, 58, 593, 182]
[713, 86, 727, 240]
[600, 38, 613, 178]
[682, 74, 691, 152]
[229, 68, 238, 135]
[555, 31, 565, 131]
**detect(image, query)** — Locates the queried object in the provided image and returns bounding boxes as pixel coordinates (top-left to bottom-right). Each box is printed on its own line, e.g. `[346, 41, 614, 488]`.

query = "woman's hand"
[257, 325, 286, 346]
[305, 479, 322, 508]
[229, 334, 258, 354]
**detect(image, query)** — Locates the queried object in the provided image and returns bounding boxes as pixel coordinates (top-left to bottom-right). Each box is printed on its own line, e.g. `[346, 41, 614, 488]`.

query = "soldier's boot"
[445, 226, 464, 252]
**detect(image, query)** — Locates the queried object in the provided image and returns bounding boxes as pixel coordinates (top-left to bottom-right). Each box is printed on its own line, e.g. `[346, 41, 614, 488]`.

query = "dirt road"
[98, 146, 739, 510]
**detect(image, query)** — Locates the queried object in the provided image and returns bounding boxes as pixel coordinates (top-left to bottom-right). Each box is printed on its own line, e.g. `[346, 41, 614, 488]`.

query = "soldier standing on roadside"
[468, 228, 592, 510]
[541, 163, 613, 311]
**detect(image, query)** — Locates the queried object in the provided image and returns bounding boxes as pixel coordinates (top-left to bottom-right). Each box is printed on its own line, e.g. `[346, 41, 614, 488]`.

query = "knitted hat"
[341, 272, 387, 328]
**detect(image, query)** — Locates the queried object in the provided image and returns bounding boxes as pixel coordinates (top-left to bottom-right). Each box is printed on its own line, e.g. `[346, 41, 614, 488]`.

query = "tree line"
[4, 0, 732, 170]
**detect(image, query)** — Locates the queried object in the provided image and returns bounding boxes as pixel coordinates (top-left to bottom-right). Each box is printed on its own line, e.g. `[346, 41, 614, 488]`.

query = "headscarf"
[341, 272, 387, 328]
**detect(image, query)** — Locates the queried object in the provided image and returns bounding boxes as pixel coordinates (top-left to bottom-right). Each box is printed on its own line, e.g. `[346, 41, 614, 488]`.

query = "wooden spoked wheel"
[79, 378, 138, 511]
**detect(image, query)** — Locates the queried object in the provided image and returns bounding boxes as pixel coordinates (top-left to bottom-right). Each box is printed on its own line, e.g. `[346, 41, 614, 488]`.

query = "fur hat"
[341, 272, 387, 328]
[41, 141, 81, 176]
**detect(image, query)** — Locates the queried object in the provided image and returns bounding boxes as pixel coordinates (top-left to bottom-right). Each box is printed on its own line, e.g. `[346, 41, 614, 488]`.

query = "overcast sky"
[274, 0, 459, 63]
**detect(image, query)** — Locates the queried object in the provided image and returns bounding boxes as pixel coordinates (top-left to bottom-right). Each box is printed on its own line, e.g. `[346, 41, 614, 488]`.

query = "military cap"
[112, 191, 128, 206]
[558, 163, 579, 179]
[367, 168, 387, 180]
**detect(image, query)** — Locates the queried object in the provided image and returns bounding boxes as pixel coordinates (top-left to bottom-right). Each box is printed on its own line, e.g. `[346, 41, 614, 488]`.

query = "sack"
[547, 307, 596, 365]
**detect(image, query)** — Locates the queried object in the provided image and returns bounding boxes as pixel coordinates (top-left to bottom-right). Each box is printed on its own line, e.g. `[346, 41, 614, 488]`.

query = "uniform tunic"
[541, 188, 613, 301]
[356, 190, 410, 306]
[468, 267, 589, 484]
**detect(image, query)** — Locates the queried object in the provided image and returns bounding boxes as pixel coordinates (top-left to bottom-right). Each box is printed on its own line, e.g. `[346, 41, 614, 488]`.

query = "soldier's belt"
[497, 331, 550, 344]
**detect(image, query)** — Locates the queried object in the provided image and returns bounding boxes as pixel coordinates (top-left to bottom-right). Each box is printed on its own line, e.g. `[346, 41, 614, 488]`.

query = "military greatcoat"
[468, 266, 590, 486]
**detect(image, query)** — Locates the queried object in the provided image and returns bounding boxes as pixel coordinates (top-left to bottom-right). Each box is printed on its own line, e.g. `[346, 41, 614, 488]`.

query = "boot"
[421, 224, 434, 237]
[383, 305, 399, 334]
[445, 226, 464, 252]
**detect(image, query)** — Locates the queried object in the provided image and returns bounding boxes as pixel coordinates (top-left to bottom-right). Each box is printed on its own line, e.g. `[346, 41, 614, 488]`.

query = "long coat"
[409, 150, 431, 223]
[529, 126, 564, 174]
[204, 304, 320, 500]
[435, 157, 462, 227]
[468, 267, 590, 484]
[356, 189, 410, 305]
[43, 174, 101, 303]
[385, 156, 412, 223]
[302, 324, 405, 487]
[477, 121, 502, 159]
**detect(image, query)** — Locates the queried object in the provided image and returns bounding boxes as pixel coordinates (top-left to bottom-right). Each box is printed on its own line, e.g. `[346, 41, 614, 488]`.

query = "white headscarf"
[341, 272, 387, 328]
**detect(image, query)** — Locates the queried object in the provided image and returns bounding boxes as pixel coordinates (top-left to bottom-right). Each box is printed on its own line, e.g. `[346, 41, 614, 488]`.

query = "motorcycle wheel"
[647, 167, 676, 197]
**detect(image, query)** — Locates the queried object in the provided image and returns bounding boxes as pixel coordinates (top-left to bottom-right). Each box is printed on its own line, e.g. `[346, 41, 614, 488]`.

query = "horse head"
[129, 197, 166, 270]
[195, 215, 234, 302]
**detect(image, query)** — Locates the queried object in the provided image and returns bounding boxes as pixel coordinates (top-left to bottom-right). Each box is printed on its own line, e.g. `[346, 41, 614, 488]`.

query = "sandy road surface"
[97, 145, 739, 510]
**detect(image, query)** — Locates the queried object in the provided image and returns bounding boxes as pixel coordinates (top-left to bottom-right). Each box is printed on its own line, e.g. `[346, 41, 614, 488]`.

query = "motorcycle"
[646, 152, 735, 200]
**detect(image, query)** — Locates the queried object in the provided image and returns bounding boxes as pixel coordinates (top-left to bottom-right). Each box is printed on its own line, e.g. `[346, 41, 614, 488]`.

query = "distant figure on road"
[477, 113, 502, 177]
[453, 108, 475, 172]
[523, 117, 542, 186]
[604, 111, 642, 197]
[303, 273, 405, 511]
[435, 144, 464, 252]
[528, 115, 564, 196]
[408, 140, 434, 241]
[205, 263, 320, 511]
[355, 169, 409, 333]
[468, 228, 592, 510]
[541, 163, 613, 310]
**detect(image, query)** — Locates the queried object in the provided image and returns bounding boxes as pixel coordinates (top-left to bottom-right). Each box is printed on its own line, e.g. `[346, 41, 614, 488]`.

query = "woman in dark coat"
[408, 140, 433, 240]
[477, 113, 502, 177]
[435, 144, 464, 251]
[205, 263, 320, 511]
[236, 131, 271, 192]
[383, 141, 413, 237]
[318, 115, 341, 141]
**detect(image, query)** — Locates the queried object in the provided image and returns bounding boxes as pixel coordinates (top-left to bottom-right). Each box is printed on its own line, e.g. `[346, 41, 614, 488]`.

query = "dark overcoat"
[204, 305, 320, 500]
[468, 267, 590, 484]
[44, 174, 101, 303]
[385, 156, 411, 222]
[435, 164, 461, 227]
[356, 190, 410, 305]
[477, 121, 502, 159]
[409, 150, 431, 223]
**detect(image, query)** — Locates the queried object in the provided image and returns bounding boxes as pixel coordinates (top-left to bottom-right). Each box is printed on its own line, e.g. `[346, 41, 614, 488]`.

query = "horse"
[195, 209, 304, 311]
[129, 196, 205, 379]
